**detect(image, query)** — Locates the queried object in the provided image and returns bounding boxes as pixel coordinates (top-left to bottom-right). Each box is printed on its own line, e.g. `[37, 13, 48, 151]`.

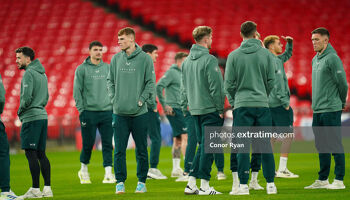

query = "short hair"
[15, 47, 35, 61]
[311, 27, 330, 38]
[192, 26, 212, 42]
[174, 52, 188, 61]
[255, 31, 261, 39]
[142, 44, 158, 53]
[263, 35, 280, 49]
[118, 27, 135, 37]
[89, 40, 103, 50]
[241, 21, 257, 38]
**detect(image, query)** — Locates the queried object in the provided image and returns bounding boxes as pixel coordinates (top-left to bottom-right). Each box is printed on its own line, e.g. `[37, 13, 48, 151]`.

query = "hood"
[317, 43, 336, 59]
[189, 44, 209, 60]
[122, 43, 143, 60]
[26, 59, 45, 74]
[239, 39, 262, 54]
[83, 56, 104, 66]
[170, 64, 181, 71]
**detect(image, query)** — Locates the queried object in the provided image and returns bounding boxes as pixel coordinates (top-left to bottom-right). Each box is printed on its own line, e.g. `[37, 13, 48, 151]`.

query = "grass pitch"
[9, 146, 350, 199]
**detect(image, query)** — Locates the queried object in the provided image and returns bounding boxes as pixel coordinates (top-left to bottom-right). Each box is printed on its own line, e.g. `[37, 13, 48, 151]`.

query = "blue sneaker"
[135, 182, 147, 193]
[115, 182, 125, 194]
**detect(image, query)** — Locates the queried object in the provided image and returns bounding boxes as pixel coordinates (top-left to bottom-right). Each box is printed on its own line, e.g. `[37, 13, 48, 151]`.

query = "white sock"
[267, 182, 275, 187]
[278, 157, 288, 172]
[43, 186, 51, 190]
[232, 172, 239, 182]
[31, 187, 40, 191]
[81, 163, 88, 173]
[240, 184, 248, 188]
[200, 179, 210, 191]
[251, 172, 258, 182]
[188, 176, 196, 188]
[173, 158, 181, 170]
[232, 172, 239, 188]
[105, 166, 112, 175]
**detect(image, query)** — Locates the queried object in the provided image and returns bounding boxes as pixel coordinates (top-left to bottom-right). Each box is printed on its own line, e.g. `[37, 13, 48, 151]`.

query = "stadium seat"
[1, 0, 186, 139]
[108, 0, 349, 108]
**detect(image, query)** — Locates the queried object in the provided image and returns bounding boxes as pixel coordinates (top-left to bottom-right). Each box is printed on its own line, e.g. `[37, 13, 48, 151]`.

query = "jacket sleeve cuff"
[161, 103, 166, 109]
[282, 101, 290, 108]
[78, 109, 84, 115]
[139, 96, 146, 104]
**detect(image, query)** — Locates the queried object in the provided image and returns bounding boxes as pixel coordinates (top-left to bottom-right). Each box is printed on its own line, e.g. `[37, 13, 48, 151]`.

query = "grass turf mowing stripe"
[8, 146, 350, 199]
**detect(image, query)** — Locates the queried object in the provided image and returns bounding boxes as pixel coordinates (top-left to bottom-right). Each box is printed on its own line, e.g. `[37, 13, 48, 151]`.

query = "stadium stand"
[0, 0, 186, 140]
[106, 0, 350, 100]
[1, 0, 349, 140]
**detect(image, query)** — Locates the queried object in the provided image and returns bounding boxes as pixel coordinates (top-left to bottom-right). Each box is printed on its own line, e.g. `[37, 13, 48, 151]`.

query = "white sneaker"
[103, 173, 116, 183]
[231, 184, 249, 195]
[176, 174, 189, 182]
[304, 179, 329, 189]
[20, 188, 42, 199]
[266, 182, 277, 194]
[249, 180, 264, 190]
[1, 191, 23, 200]
[198, 187, 222, 195]
[184, 185, 199, 195]
[78, 170, 91, 184]
[147, 168, 168, 179]
[1, 190, 17, 196]
[276, 168, 299, 178]
[327, 179, 346, 190]
[42, 186, 53, 198]
[171, 168, 183, 177]
[216, 172, 227, 180]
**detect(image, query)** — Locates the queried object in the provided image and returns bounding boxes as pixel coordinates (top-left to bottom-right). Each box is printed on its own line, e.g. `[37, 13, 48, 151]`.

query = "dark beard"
[19, 64, 27, 70]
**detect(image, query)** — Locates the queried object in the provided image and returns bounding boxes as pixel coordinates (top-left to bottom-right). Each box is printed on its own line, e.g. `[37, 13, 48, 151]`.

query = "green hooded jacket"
[181, 44, 224, 115]
[225, 39, 275, 109]
[73, 57, 112, 114]
[18, 59, 49, 123]
[0, 74, 5, 122]
[107, 44, 156, 116]
[268, 42, 293, 108]
[156, 64, 182, 109]
[312, 43, 348, 113]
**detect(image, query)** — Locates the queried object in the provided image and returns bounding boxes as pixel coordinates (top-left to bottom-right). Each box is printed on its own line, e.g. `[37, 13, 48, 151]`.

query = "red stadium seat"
[106, 0, 348, 107]
[1, 0, 187, 138]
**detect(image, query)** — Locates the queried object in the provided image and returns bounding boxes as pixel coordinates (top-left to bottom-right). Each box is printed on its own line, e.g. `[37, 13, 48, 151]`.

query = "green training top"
[312, 43, 348, 113]
[156, 64, 182, 109]
[107, 44, 156, 116]
[181, 44, 225, 115]
[18, 59, 49, 123]
[73, 56, 112, 114]
[268, 42, 293, 108]
[0, 74, 5, 122]
[224, 39, 275, 109]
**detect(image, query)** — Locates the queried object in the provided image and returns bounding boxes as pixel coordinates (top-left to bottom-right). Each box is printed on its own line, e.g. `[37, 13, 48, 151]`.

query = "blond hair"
[174, 52, 188, 61]
[192, 26, 212, 42]
[118, 27, 135, 37]
[263, 35, 279, 49]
